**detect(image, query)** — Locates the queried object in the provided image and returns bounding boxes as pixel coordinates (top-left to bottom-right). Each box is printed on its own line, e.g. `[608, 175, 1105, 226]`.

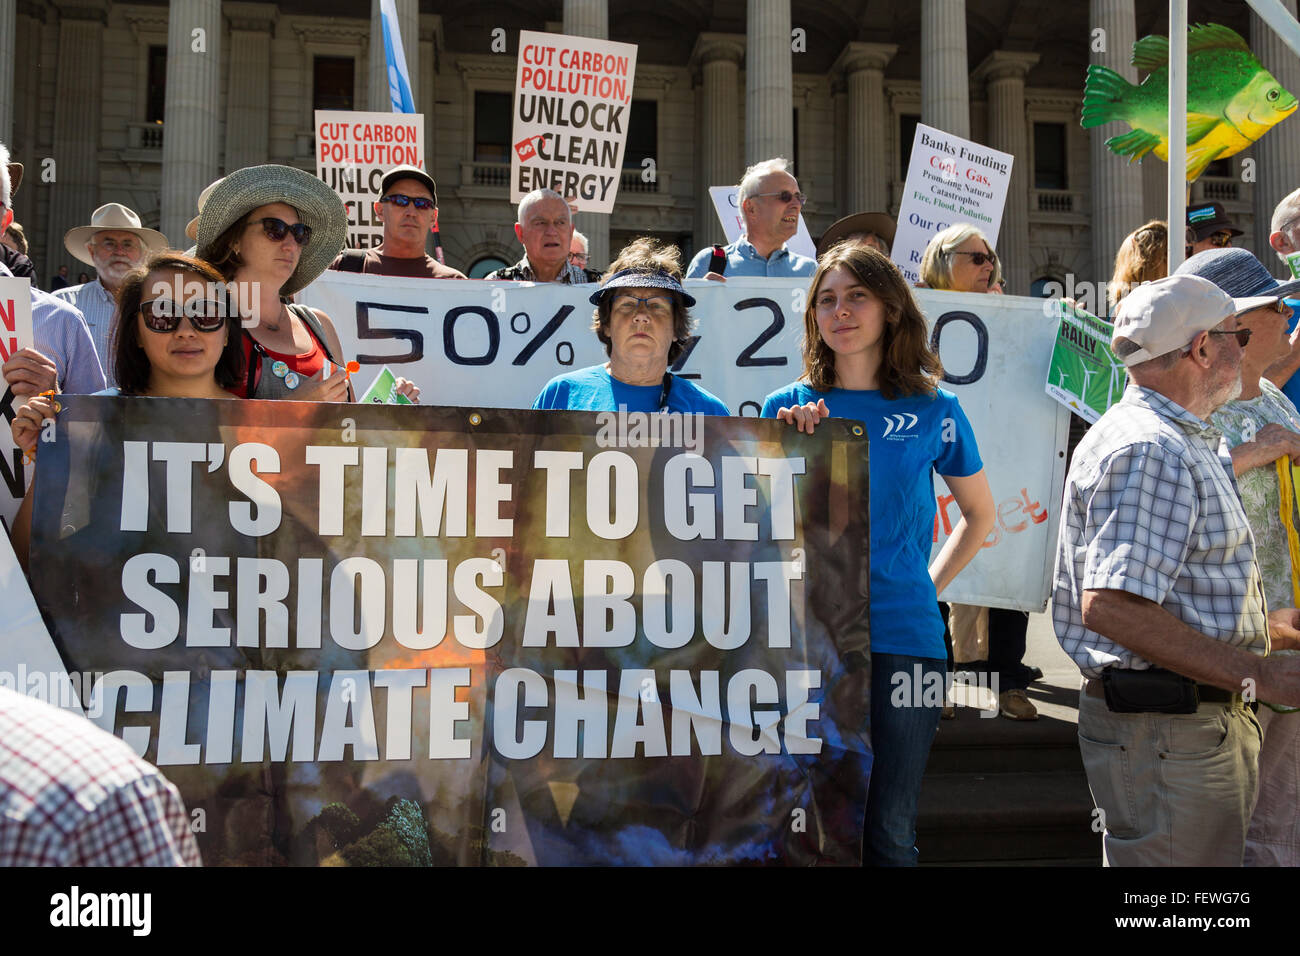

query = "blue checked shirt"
[53, 278, 116, 387]
[0, 261, 107, 395]
[685, 237, 816, 279]
[1053, 384, 1270, 678]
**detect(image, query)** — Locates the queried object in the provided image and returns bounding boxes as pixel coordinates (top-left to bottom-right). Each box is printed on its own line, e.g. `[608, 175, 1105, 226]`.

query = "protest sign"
[0, 529, 83, 715]
[300, 274, 1069, 611]
[30, 397, 871, 865]
[1044, 299, 1127, 423]
[890, 123, 1014, 285]
[315, 110, 427, 249]
[510, 31, 638, 212]
[707, 186, 817, 261]
[0, 276, 35, 531]
[358, 366, 414, 405]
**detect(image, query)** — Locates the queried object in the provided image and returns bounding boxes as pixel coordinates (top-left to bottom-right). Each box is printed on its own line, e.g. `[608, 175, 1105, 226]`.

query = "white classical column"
[973, 50, 1039, 295]
[47, 0, 107, 271]
[369, 0, 419, 112]
[223, 3, 277, 173]
[690, 33, 745, 247]
[921, 0, 969, 138]
[11, 1, 43, 235]
[160, 0, 221, 247]
[1252, 0, 1300, 275]
[563, 0, 610, 269]
[0, 0, 15, 146]
[745, 0, 793, 165]
[1089, 0, 1145, 288]
[832, 42, 897, 213]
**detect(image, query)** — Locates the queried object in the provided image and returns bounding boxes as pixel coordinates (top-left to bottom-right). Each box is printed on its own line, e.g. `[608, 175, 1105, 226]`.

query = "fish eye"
[1268, 88, 1281, 102]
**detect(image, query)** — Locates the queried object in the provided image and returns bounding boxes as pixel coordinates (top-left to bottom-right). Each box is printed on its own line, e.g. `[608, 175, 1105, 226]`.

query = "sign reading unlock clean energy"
[511, 31, 638, 213]
[890, 123, 1014, 286]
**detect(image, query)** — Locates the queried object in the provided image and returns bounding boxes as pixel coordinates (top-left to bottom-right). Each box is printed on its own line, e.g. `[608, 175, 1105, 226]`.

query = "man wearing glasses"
[330, 165, 466, 280]
[1186, 201, 1243, 256]
[53, 202, 166, 388]
[685, 157, 816, 281]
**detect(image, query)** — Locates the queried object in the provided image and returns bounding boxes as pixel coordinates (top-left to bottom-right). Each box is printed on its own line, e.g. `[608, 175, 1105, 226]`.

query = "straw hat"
[816, 212, 897, 258]
[63, 203, 168, 266]
[6, 161, 22, 198]
[185, 177, 225, 241]
[195, 164, 347, 297]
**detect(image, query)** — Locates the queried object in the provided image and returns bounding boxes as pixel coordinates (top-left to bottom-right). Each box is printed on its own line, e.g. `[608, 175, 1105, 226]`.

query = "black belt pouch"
[1101, 668, 1199, 714]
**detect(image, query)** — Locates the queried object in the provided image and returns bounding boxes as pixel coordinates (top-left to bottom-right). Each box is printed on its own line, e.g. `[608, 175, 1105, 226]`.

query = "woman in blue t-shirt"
[762, 243, 995, 866]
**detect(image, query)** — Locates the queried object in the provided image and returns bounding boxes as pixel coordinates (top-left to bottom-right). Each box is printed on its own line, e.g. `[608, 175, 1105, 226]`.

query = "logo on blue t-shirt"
[882, 413, 919, 440]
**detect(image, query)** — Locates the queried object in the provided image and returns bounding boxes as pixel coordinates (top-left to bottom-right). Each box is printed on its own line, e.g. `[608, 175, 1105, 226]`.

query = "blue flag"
[380, 0, 415, 113]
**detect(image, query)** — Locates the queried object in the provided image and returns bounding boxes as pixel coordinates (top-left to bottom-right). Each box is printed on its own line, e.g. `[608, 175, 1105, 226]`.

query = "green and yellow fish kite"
[1082, 23, 1297, 182]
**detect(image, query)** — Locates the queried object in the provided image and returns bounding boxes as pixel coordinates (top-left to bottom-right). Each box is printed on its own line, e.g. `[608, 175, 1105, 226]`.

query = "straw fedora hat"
[185, 177, 224, 242]
[816, 211, 897, 258]
[195, 164, 347, 297]
[64, 203, 169, 266]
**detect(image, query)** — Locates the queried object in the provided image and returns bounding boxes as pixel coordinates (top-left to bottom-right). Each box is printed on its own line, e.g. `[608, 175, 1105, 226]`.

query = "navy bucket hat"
[1174, 247, 1300, 301]
[589, 267, 697, 307]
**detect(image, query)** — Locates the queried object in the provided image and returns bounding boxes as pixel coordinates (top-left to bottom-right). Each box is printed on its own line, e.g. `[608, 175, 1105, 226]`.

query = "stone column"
[160, 0, 221, 247]
[369, 0, 419, 112]
[563, 0, 610, 269]
[1251, 0, 1300, 275]
[745, 0, 793, 165]
[47, 0, 107, 271]
[921, 0, 969, 138]
[0, 0, 15, 147]
[223, 3, 277, 173]
[831, 42, 897, 214]
[11, 1, 43, 235]
[690, 33, 745, 247]
[1089, 0, 1145, 288]
[973, 51, 1039, 295]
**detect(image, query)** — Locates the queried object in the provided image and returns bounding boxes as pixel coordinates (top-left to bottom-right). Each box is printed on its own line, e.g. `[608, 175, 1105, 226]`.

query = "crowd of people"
[5, 129, 1300, 869]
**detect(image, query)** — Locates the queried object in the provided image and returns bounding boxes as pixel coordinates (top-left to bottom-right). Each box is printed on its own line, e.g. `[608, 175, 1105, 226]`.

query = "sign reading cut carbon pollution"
[0, 276, 35, 532]
[301, 274, 1070, 612]
[315, 110, 427, 250]
[1044, 299, 1127, 424]
[30, 398, 871, 866]
[510, 31, 638, 212]
[890, 123, 1013, 285]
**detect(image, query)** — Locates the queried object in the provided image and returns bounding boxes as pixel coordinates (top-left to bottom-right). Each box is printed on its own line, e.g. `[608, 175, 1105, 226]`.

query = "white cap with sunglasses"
[1111, 274, 1282, 367]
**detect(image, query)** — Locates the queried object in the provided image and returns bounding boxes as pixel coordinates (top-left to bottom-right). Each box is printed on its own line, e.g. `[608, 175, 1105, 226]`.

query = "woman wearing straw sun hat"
[196, 163, 359, 402]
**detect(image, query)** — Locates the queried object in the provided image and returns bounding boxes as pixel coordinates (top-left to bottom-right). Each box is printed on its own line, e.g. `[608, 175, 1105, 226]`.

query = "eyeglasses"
[752, 190, 807, 206]
[249, 217, 312, 246]
[611, 294, 674, 321]
[569, 252, 588, 265]
[139, 298, 229, 333]
[1208, 232, 1234, 248]
[1208, 328, 1253, 347]
[949, 250, 997, 266]
[379, 194, 435, 211]
[92, 237, 142, 255]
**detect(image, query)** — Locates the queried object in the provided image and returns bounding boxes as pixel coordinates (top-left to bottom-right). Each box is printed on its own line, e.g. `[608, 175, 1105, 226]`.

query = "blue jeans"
[864, 652, 945, 866]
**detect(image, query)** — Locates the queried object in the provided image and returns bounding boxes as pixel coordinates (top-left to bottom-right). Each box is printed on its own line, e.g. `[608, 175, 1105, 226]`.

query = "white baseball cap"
[1111, 274, 1281, 367]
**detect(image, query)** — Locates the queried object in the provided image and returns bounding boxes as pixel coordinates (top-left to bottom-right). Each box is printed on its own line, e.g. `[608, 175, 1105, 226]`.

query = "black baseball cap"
[380, 164, 437, 205]
[1186, 201, 1242, 241]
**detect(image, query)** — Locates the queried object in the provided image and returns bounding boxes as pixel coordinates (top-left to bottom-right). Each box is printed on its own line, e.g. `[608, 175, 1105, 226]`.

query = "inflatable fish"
[1081, 23, 1297, 181]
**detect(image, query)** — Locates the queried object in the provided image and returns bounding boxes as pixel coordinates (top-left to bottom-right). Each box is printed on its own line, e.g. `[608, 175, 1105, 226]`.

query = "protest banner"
[707, 185, 817, 261]
[890, 123, 1014, 285]
[0, 530, 83, 715]
[315, 110, 427, 249]
[510, 31, 638, 212]
[1044, 299, 1127, 424]
[0, 276, 35, 531]
[300, 274, 1069, 611]
[29, 397, 871, 865]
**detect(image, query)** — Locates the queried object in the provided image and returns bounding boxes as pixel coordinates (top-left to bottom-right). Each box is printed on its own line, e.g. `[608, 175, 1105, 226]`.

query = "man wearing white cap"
[1053, 274, 1300, 867]
[53, 203, 167, 387]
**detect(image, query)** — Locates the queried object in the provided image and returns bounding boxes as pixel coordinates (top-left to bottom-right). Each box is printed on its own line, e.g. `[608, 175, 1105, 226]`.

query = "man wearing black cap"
[1187, 201, 1244, 256]
[329, 164, 466, 279]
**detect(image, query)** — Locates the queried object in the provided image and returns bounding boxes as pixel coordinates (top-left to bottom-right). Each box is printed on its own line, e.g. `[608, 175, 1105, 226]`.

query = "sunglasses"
[1208, 328, 1253, 347]
[379, 194, 435, 211]
[752, 190, 807, 205]
[1207, 232, 1234, 248]
[950, 250, 997, 266]
[250, 217, 312, 245]
[139, 298, 229, 333]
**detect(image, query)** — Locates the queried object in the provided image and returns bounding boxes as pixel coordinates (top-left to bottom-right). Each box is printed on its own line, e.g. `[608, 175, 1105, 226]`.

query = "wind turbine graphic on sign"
[1044, 299, 1128, 424]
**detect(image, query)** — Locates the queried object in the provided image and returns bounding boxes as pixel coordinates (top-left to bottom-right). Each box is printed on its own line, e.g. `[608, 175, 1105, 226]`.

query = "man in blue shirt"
[685, 158, 816, 281]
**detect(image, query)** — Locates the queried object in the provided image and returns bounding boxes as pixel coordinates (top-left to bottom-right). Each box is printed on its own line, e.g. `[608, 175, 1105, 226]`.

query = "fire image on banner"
[510, 31, 638, 213]
[315, 111, 427, 250]
[29, 398, 872, 866]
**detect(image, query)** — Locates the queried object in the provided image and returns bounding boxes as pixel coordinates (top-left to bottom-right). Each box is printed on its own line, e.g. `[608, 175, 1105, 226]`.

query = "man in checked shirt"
[0, 688, 200, 866]
[1054, 274, 1300, 867]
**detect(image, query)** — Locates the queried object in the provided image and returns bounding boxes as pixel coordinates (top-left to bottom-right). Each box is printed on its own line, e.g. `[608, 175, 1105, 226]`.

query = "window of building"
[1033, 123, 1067, 190]
[146, 45, 167, 124]
[469, 256, 509, 278]
[623, 100, 657, 168]
[1205, 158, 1232, 178]
[899, 114, 921, 178]
[475, 92, 513, 163]
[313, 57, 355, 112]
[1031, 276, 1064, 298]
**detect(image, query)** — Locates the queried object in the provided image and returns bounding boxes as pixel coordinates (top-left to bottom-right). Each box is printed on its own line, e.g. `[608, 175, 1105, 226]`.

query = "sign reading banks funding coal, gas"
[315, 110, 427, 250]
[890, 123, 1013, 286]
[510, 31, 637, 212]
[30, 398, 871, 866]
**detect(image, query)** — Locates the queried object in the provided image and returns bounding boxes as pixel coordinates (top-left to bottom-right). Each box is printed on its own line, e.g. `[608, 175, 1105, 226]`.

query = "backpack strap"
[336, 249, 367, 273]
[287, 303, 353, 401]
